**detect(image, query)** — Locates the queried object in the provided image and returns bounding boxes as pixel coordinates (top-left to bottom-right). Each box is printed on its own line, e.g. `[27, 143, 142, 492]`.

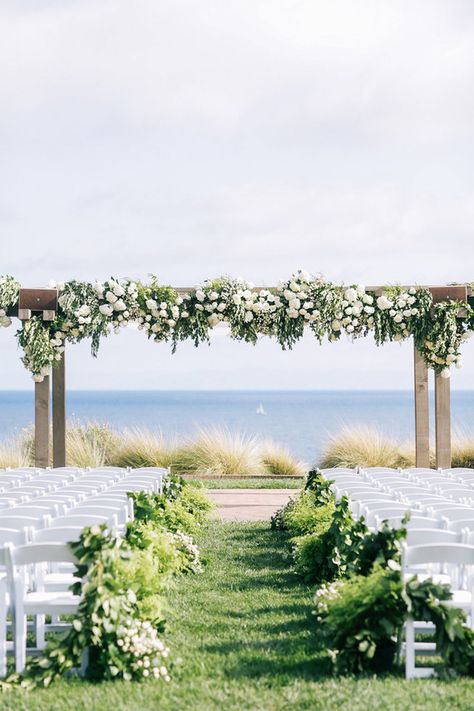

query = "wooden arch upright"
[8, 284, 472, 469]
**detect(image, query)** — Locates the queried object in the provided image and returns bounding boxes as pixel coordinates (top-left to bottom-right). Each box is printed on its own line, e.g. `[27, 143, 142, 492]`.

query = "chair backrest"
[375, 515, 440, 530]
[403, 542, 474, 568]
[50, 514, 115, 528]
[438, 508, 474, 522]
[13, 505, 60, 517]
[32, 527, 84, 544]
[406, 528, 460, 545]
[447, 519, 474, 533]
[0, 527, 29, 545]
[6, 542, 78, 568]
[0, 515, 49, 530]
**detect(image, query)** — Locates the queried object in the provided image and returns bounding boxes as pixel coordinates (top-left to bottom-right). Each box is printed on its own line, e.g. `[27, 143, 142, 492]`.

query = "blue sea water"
[0, 390, 473, 465]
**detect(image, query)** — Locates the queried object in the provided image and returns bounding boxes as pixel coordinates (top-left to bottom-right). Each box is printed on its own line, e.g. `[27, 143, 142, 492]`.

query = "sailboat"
[256, 403, 266, 415]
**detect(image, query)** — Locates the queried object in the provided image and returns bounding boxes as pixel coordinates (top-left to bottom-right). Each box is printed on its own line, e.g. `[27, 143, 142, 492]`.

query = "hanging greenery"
[1, 272, 472, 380]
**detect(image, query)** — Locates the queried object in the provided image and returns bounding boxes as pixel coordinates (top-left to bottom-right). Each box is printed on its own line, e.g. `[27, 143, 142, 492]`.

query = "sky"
[1, 0, 474, 390]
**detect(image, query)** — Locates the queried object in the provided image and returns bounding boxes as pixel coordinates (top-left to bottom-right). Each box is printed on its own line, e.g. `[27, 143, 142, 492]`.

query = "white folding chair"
[50, 513, 117, 529]
[403, 543, 474, 678]
[5, 543, 81, 672]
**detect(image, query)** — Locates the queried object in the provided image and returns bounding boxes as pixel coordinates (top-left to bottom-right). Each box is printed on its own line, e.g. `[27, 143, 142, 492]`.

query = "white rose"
[376, 296, 392, 310]
[146, 299, 157, 309]
[32, 374, 44, 383]
[196, 290, 205, 302]
[113, 284, 125, 297]
[244, 311, 254, 323]
[440, 368, 451, 379]
[289, 298, 301, 310]
[346, 324, 355, 333]
[364, 306, 374, 314]
[217, 303, 226, 312]
[393, 314, 403, 323]
[99, 304, 113, 316]
[106, 291, 117, 304]
[344, 288, 357, 303]
[290, 281, 299, 292]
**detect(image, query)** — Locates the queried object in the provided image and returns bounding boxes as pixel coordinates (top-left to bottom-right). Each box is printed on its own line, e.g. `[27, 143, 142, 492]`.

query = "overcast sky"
[1, 0, 474, 390]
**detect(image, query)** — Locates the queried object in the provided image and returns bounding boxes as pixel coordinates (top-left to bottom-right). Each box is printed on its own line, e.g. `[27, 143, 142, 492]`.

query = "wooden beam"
[414, 345, 430, 468]
[435, 372, 451, 469]
[52, 353, 66, 468]
[35, 376, 50, 468]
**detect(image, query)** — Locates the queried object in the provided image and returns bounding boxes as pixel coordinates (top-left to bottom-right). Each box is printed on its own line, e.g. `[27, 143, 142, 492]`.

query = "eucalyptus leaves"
[1, 272, 473, 381]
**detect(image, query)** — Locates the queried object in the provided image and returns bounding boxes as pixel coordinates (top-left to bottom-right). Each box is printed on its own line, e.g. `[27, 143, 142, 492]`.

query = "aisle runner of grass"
[2, 521, 474, 710]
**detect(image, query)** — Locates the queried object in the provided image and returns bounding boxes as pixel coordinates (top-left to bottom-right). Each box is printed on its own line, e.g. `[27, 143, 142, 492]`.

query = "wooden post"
[435, 371, 451, 469]
[414, 344, 430, 468]
[35, 376, 50, 468]
[52, 352, 66, 468]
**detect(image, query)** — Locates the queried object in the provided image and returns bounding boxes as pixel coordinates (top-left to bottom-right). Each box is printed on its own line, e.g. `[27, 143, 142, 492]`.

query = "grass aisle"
[2, 521, 474, 710]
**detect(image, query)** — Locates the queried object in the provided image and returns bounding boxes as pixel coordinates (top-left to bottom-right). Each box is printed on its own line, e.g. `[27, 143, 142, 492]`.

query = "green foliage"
[3, 273, 473, 379]
[315, 566, 405, 674]
[3, 477, 212, 690]
[405, 576, 474, 676]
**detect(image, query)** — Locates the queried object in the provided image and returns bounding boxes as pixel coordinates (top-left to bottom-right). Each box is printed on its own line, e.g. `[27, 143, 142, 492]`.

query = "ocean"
[1, 390, 473, 465]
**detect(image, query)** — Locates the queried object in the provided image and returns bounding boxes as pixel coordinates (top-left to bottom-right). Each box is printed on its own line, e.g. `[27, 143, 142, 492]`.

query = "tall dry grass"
[260, 440, 305, 477]
[0, 432, 33, 469]
[318, 426, 415, 469]
[111, 427, 179, 469]
[173, 427, 263, 476]
[451, 430, 474, 469]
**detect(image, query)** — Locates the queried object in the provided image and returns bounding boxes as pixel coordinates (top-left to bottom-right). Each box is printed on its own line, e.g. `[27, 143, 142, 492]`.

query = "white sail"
[256, 403, 266, 415]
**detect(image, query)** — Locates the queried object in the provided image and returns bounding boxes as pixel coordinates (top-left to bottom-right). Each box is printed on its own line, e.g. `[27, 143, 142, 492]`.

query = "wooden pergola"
[7, 284, 473, 470]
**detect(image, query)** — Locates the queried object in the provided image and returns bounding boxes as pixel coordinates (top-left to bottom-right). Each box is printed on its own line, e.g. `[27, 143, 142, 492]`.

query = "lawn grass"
[1, 521, 474, 710]
[188, 477, 303, 489]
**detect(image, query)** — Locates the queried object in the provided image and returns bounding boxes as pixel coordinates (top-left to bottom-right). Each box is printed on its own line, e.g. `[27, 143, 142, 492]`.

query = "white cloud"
[1, 0, 474, 388]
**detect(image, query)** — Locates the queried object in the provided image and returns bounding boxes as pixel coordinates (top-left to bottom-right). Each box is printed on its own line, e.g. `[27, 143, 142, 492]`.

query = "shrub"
[315, 565, 405, 673]
[283, 493, 335, 538]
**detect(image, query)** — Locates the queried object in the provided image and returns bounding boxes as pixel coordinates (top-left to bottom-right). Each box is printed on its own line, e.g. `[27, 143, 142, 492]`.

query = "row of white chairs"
[319, 466, 474, 678]
[0, 466, 168, 676]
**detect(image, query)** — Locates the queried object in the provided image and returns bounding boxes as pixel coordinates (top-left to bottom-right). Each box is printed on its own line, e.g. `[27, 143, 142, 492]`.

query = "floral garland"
[1, 272, 473, 381]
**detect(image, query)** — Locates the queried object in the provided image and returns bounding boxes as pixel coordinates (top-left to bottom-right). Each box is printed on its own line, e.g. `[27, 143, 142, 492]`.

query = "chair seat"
[23, 591, 80, 614]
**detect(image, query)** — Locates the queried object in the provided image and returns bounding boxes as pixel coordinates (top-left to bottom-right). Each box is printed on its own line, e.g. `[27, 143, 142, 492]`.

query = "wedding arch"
[1, 273, 472, 470]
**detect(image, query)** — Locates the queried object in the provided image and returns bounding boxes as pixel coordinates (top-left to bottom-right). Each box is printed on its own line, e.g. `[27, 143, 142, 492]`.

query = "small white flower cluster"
[424, 329, 472, 379]
[94, 279, 139, 333]
[115, 618, 170, 681]
[314, 581, 342, 622]
[330, 284, 375, 340]
[168, 530, 203, 573]
[278, 271, 324, 324]
[0, 275, 20, 328]
[375, 287, 420, 342]
[139, 291, 184, 338]
[0, 309, 12, 328]
[193, 283, 226, 327]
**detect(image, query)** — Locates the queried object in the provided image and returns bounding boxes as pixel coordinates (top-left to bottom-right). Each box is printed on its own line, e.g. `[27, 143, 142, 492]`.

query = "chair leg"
[35, 614, 46, 649]
[14, 604, 27, 674]
[405, 617, 415, 679]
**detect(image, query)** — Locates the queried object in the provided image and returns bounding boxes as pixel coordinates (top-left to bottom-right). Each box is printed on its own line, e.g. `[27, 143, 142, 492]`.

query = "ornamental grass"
[172, 427, 263, 477]
[318, 426, 415, 469]
[110, 427, 180, 469]
[0, 432, 32, 469]
[260, 440, 306, 477]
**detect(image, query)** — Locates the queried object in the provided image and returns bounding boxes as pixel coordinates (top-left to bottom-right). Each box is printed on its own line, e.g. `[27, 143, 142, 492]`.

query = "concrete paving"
[207, 488, 296, 522]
